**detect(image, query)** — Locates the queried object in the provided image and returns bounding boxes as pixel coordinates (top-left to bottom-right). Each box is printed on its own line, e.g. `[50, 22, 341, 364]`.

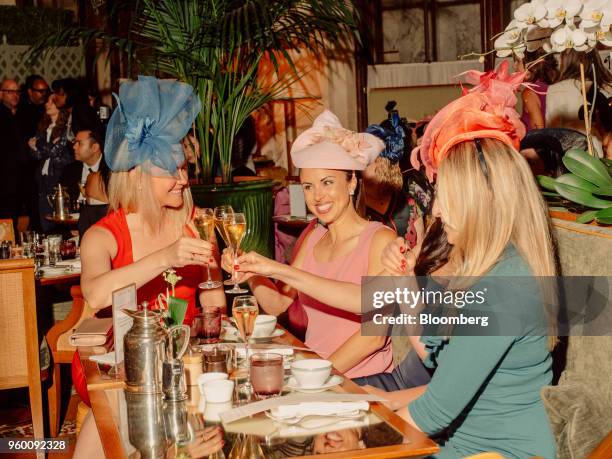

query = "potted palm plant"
[32, 0, 360, 256]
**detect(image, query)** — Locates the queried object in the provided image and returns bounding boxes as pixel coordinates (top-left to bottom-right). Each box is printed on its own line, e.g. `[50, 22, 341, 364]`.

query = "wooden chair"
[0, 218, 15, 243]
[46, 285, 95, 437]
[0, 259, 43, 447]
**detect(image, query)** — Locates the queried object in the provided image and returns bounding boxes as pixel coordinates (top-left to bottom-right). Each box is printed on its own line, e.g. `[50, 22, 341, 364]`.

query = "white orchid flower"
[544, 0, 582, 28]
[579, 0, 608, 29]
[600, 7, 612, 32]
[494, 21, 527, 57]
[514, 1, 548, 29]
[591, 27, 612, 47]
[550, 25, 591, 52]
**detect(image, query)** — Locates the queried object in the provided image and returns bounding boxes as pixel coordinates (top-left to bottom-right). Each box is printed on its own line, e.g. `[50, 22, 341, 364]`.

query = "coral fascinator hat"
[291, 110, 385, 171]
[412, 61, 529, 180]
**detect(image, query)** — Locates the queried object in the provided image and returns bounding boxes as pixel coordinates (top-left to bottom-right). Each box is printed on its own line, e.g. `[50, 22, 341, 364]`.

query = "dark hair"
[524, 50, 558, 85]
[24, 74, 46, 90]
[415, 218, 452, 276]
[580, 87, 612, 134]
[344, 170, 365, 217]
[520, 132, 567, 177]
[557, 49, 612, 88]
[37, 108, 70, 140]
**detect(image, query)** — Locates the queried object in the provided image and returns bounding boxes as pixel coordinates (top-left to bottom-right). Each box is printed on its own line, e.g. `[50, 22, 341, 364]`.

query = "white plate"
[285, 375, 343, 393]
[250, 329, 285, 341]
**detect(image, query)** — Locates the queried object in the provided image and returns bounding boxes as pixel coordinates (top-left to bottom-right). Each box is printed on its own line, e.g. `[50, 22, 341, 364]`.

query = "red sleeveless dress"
[72, 209, 203, 405]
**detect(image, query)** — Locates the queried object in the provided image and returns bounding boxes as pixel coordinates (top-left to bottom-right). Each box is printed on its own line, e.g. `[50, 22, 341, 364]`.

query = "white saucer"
[286, 375, 343, 393]
[250, 329, 285, 341]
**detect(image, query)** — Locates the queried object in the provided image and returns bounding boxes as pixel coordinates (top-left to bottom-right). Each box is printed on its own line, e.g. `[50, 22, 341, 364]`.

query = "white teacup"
[291, 359, 332, 389]
[201, 379, 235, 403]
[203, 401, 233, 422]
[252, 315, 277, 338]
[197, 372, 228, 395]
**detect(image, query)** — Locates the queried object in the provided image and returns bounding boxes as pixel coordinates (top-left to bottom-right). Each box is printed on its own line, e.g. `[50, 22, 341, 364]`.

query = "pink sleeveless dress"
[298, 222, 394, 378]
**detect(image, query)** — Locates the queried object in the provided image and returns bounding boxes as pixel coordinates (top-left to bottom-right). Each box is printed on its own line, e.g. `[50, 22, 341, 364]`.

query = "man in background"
[17, 75, 50, 231]
[0, 79, 26, 234]
[61, 126, 109, 239]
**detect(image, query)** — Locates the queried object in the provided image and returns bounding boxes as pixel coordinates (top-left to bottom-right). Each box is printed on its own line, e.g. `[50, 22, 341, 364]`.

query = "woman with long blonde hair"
[362, 70, 558, 457]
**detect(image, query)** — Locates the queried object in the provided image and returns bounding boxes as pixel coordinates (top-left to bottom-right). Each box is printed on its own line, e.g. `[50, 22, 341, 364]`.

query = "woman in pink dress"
[224, 110, 396, 378]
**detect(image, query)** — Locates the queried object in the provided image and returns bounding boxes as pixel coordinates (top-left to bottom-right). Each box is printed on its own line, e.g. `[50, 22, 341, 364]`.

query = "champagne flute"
[232, 295, 258, 396]
[195, 208, 222, 289]
[223, 212, 248, 294]
[213, 205, 234, 286]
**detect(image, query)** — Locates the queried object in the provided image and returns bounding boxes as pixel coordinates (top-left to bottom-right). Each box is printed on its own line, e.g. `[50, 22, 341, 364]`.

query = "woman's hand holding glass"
[381, 237, 417, 275]
[234, 251, 280, 280]
[162, 236, 213, 269]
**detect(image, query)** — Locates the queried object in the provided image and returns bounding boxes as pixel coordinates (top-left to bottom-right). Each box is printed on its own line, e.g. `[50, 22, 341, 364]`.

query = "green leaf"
[593, 186, 612, 197]
[594, 206, 612, 220]
[537, 175, 558, 192]
[576, 210, 598, 224]
[553, 182, 612, 209]
[556, 173, 600, 192]
[541, 191, 562, 197]
[595, 215, 612, 225]
[562, 149, 612, 188]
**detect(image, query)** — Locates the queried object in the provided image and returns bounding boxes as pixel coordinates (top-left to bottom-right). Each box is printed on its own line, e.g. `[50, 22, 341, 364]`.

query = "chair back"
[0, 258, 44, 442]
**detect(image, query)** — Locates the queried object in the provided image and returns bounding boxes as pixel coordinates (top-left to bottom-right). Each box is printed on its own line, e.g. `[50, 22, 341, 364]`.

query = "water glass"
[195, 306, 222, 343]
[48, 235, 62, 266]
[249, 353, 284, 399]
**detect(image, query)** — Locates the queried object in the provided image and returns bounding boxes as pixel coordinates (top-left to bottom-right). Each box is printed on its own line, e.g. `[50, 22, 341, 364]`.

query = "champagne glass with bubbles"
[213, 205, 234, 285]
[232, 295, 259, 396]
[223, 212, 248, 294]
[195, 208, 222, 289]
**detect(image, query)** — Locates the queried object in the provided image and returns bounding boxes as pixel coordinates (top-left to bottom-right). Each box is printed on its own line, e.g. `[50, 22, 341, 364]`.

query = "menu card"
[220, 393, 385, 424]
[111, 283, 137, 366]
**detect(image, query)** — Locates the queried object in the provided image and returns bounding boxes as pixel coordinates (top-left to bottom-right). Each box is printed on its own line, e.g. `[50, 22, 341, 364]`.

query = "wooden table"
[82, 327, 439, 458]
[37, 270, 80, 287]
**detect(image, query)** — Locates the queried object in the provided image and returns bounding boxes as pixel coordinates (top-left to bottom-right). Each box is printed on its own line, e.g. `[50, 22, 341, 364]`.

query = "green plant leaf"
[562, 149, 612, 188]
[593, 186, 612, 197]
[553, 182, 612, 209]
[594, 206, 612, 220]
[595, 215, 612, 225]
[537, 175, 558, 191]
[555, 173, 600, 192]
[576, 210, 598, 224]
[541, 191, 562, 197]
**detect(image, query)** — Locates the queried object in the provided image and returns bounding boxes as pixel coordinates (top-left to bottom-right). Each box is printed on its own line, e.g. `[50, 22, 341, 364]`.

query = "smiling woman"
[222, 110, 397, 379]
[73, 77, 226, 459]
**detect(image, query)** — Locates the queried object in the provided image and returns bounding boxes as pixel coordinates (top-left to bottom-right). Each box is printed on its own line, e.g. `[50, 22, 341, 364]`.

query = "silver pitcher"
[47, 184, 70, 219]
[123, 307, 190, 394]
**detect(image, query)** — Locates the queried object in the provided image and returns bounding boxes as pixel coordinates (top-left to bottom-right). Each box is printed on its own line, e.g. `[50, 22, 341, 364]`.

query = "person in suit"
[60, 126, 110, 239]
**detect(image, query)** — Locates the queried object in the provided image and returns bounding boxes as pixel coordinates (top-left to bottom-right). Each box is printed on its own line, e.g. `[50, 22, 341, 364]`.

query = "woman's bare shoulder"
[81, 225, 117, 258]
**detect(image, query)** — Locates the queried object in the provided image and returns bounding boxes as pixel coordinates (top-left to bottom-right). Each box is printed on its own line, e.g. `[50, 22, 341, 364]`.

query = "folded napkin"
[272, 401, 369, 419]
[70, 318, 113, 346]
[89, 351, 116, 365]
[235, 346, 294, 359]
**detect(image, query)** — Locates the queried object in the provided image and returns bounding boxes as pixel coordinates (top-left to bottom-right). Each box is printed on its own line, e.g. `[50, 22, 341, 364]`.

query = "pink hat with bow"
[291, 110, 385, 171]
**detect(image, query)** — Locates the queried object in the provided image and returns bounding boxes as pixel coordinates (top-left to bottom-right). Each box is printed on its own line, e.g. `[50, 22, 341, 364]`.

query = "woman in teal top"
[372, 136, 558, 458]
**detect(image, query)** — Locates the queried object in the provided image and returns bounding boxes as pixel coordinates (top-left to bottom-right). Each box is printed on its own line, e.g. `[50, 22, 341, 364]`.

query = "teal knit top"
[409, 246, 556, 459]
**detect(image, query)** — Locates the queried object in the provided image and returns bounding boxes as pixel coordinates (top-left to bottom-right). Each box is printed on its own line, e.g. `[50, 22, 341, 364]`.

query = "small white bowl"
[202, 379, 234, 403]
[291, 359, 332, 389]
[252, 315, 277, 337]
[197, 372, 228, 395]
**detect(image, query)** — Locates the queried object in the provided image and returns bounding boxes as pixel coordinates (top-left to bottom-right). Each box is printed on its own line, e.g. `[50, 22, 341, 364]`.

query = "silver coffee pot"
[47, 184, 70, 219]
[123, 307, 190, 394]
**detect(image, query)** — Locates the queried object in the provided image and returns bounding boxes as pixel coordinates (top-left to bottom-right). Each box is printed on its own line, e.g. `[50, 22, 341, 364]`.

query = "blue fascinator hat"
[105, 76, 201, 176]
[366, 111, 405, 164]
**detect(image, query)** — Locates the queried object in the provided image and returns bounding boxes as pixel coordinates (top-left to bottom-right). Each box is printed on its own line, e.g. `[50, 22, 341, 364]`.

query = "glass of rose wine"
[223, 212, 248, 294]
[213, 205, 234, 286]
[232, 295, 259, 395]
[194, 208, 222, 289]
